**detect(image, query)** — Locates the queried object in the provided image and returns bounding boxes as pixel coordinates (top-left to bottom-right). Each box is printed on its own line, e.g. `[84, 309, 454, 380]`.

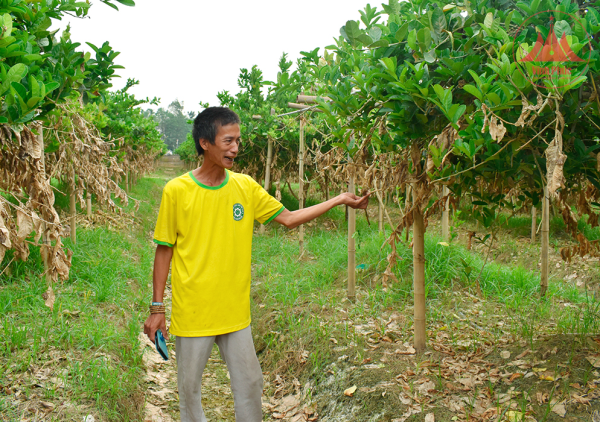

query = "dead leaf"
[424, 413, 435, 422]
[501, 350, 511, 359]
[587, 356, 600, 368]
[551, 399, 567, 417]
[42, 285, 55, 310]
[344, 385, 357, 397]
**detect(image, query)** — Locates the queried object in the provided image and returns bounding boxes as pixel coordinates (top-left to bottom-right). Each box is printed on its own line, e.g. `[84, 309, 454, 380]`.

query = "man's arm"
[274, 192, 370, 229]
[143, 244, 173, 342]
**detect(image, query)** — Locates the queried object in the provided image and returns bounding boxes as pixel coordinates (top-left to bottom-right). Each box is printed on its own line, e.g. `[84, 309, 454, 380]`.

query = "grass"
[251, 185, 600, 421]
[0, 175, 165, 421]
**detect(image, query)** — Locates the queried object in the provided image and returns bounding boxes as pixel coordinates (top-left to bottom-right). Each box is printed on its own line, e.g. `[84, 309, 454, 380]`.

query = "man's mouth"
[225, 156, 235, 162]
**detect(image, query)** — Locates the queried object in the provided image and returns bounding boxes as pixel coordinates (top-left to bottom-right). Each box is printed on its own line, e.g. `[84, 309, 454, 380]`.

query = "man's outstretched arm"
[143, 244, 173, 342]
[274, 192, 370, 229]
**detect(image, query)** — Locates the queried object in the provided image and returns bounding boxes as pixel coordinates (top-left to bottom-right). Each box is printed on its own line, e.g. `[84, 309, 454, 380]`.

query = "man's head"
[193, 107, 241, 168]
[193, 107, 241, 156]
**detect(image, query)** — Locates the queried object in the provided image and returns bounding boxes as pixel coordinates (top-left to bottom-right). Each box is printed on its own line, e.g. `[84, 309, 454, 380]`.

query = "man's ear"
[199, 138, 209, 152]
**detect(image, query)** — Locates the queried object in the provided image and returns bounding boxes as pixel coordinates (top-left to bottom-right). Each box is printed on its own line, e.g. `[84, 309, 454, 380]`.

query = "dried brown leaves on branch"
[0, 123, 69, 281]
[0, 103, 158, 282]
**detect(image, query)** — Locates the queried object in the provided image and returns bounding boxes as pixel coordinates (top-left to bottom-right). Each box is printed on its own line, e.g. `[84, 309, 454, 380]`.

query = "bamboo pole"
[413, 203, 426, 352]
[38, 127, 51, 283]
[70, 186, 76, 244]
[299, 119, 305, 255]
[297, 94, 331, 104]
[540, 187, 549, 297]
[442, 185, 450, 242]
[531, 205, 537, 243]
[87, 192, 92, 218]
[259, 137, 273, 235]
[125, 171, 129, 194]
[348, 177, 356, 300]
[378, 199, 383, 233]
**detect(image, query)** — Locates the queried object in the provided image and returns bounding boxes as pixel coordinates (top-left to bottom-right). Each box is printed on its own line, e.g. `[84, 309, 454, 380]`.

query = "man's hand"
[144, 313, 168, 343]
[339, 192, 371, 209]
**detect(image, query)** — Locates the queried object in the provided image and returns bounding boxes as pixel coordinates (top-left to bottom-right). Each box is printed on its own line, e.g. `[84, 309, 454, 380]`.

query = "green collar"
[189, 169, 230, 190]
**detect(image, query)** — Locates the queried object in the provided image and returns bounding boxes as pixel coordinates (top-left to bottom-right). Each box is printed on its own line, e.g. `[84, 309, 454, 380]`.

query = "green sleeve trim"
[153, 239, 174, 247]
[264, 205, 286, 225]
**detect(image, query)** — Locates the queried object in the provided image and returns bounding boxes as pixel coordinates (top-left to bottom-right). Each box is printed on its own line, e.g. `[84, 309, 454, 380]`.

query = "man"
[144, 107, 369, 422]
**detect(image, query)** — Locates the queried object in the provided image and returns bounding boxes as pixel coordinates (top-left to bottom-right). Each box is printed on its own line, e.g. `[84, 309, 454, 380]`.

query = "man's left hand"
[340, 192, 370, 209]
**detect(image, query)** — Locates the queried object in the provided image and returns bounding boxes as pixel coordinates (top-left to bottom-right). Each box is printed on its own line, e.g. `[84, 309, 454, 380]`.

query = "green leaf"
[395, 23, 409, 42]
[45, 81, 60, 94]
[368, 26, 382, 42]
[407, 29, 417, 50]
[430, 7, 447, 36]
[463, 84, 483, 101]
[424, 50, 436, 63]
[114, 0, 135, 5]
[486, 92, 502, 106]
[6, 63, 27, 83]
[1, 13, 12, 39]
[450, 104, 466, 124]
[357, 34, 374, 45]
[369, 39, 390, 48]
[27, 96, 42, 108]
[10, 81, 27, 100]
[484, 12, 494, 30]
[344, 20, 361, 43]
[554, 20, 571, 39]
[417, 27, 432, 51]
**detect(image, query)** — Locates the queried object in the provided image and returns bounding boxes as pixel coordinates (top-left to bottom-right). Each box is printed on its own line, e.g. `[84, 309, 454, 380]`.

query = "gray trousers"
[176, 326, 264, 422]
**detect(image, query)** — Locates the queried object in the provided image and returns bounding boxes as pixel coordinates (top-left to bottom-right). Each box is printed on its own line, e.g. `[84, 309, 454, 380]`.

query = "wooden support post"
[37, 127, 52, 283]
[125, 171, 129, 194]
[299, 119, 305, 255]
[259, 137, 273, 235]
[413, 204, 426, 352]
[378, 199, 384, 233]
[348, 176, 356, 300]
[442, 185, 450, 242]
[540, 187, 549, 297]
[70, 187, 76, 244]
[87, 192, 92, 218]
[531, 205, 537, 243]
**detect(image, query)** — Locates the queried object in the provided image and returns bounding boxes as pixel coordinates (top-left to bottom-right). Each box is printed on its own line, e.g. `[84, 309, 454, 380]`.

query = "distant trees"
[149, 99, 195, 152]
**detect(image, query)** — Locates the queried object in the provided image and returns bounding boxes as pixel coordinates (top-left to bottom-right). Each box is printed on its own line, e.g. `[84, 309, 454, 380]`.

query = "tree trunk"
[125, 171, 129, 194]
[540, 187, 549, 297]
[348, 175, 356, 300]
[413, 204, 426, 352]
[531, 205, 537, 243]
[299, 119, 305, 255]
[442, 185, 449, 242]
[324, 173, 330, 201]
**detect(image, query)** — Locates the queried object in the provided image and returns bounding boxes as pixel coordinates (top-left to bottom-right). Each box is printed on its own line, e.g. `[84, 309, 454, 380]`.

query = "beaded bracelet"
[149, 304, 166, 314]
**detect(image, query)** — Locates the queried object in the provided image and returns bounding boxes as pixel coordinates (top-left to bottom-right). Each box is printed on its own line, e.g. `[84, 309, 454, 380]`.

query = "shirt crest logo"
[233, 203, 244, 221]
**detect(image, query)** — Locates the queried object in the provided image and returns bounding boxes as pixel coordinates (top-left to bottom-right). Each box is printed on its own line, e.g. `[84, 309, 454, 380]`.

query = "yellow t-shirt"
[153, 169, 285, 337]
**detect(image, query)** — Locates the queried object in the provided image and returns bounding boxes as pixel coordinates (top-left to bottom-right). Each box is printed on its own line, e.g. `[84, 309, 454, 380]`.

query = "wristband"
[151, 302, 164, 306]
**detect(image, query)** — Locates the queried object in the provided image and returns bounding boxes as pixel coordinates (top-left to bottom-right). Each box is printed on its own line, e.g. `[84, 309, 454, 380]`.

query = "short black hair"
[192, 107, 240, 156]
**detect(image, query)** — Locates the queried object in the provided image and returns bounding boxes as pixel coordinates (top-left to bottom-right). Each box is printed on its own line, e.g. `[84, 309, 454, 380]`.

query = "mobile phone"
[155, 330, 169, 361]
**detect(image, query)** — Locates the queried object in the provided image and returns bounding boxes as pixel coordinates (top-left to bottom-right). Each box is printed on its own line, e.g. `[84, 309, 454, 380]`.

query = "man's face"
[201, 123, 241, 169]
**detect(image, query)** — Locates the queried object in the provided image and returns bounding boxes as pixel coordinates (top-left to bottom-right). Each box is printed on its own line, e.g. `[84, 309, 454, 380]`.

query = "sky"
[60, 0, 376, 114]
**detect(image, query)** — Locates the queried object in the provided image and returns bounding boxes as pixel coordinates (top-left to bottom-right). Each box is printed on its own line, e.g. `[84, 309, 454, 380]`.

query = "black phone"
[155, 330, 169, 361]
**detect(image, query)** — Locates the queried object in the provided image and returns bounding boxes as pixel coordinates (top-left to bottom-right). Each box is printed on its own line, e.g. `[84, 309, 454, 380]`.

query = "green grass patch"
[0, 175, 164, 421]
